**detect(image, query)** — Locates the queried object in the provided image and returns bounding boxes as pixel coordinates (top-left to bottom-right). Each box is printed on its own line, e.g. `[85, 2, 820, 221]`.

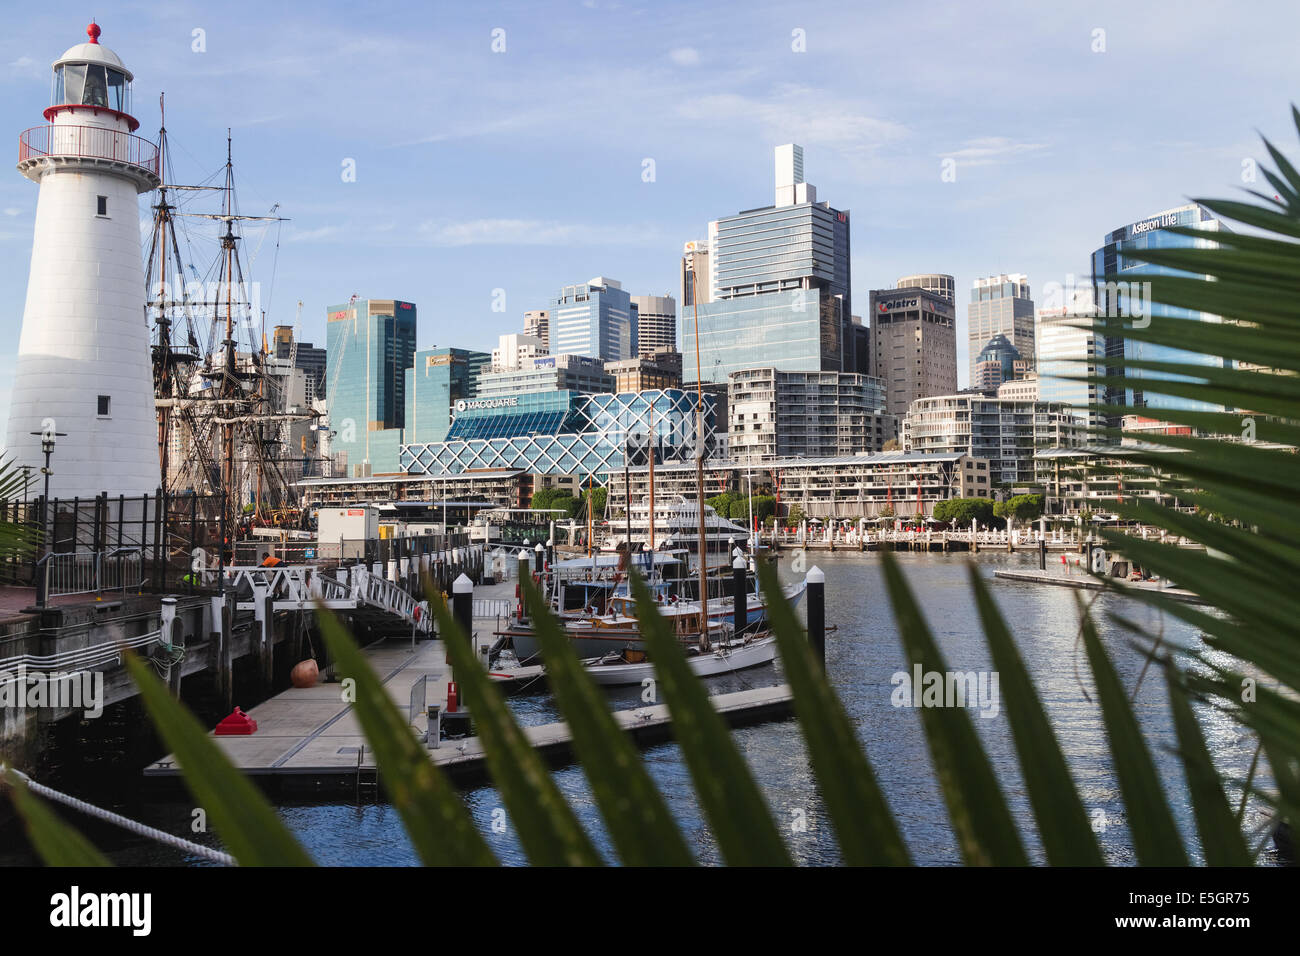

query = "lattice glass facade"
[401, 389, 719, 483]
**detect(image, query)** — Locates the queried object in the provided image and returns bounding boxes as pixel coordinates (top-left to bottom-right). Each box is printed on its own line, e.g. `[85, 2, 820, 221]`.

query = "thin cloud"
[943, 136, 1049, 166]
[669, 47, 701, 66]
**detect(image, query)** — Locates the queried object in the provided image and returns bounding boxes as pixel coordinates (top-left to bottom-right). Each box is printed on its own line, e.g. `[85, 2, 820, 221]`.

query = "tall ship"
[145, 106, 322, 545]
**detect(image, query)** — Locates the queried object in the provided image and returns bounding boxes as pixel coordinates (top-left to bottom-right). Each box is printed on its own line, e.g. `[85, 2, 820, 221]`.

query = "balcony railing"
[19, 124, 160, 178]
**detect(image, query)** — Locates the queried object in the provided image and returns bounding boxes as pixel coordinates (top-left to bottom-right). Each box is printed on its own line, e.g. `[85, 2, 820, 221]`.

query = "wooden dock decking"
[993, 569, 1209, 605]
[143, 606, 793, 789]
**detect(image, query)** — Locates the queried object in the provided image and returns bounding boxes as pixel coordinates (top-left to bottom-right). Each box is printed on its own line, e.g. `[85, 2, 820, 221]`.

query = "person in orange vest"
[261, 552, 283, 568]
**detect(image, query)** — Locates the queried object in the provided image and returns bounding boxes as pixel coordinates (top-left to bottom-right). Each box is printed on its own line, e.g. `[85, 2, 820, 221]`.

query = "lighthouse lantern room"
[7, 22, 162, 499]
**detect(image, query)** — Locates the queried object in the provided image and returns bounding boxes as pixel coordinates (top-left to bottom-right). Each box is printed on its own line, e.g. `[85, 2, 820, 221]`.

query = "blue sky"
[2, 0, 1298, 435]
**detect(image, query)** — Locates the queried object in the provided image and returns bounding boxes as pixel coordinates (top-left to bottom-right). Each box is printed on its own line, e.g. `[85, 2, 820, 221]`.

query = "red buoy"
[215, 707, 258, 735]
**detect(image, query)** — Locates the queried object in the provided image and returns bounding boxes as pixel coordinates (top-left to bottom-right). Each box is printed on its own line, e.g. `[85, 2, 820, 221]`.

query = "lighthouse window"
[82, 65, 108, 108]
[56, 63, 85, 105]
[96, 196, 107, 217]
[106, 69, 127, 112]
[97, 395, 111, 417]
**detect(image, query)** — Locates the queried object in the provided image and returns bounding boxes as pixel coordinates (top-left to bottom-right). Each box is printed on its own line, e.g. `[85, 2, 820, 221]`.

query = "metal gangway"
[222, 564, 432, 635]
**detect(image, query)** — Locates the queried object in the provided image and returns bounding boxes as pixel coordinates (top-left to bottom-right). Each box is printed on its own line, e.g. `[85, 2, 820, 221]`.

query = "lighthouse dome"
[53, 22, 133, 79]
[47, 23, 135, 121]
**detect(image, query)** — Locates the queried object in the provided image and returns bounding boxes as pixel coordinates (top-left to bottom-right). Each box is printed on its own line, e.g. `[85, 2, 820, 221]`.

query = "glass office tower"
[679, 288, 843, 385]
[404, 347, 491, 447]
[325, 298, 417, 475]
[968, 274, 1035, 383]
[1091, 203, 1230, 418]
[550, 277, 637, 361]
[680, 145, 855, 383]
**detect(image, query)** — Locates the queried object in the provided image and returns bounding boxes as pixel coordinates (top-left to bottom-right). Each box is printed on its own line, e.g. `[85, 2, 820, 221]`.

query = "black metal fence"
[234, 531, 471, 568]
[0, 491, 227, 605]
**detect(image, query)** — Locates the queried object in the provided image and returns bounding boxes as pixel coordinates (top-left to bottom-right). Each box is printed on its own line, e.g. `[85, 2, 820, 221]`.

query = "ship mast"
[691, 258, 709, 649]
[220, 130, 237, 535]
[154, 94, 172, 488]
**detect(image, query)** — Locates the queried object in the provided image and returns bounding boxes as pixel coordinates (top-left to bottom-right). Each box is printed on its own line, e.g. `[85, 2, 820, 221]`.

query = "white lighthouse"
[6, 22, 161, 499]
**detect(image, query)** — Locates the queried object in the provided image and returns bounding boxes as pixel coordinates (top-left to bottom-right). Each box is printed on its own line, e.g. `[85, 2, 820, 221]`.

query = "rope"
[1, 766, 236, 866]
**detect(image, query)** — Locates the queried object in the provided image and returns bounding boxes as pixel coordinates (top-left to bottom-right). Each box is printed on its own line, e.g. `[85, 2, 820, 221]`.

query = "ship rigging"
[144, 95, 320, 542]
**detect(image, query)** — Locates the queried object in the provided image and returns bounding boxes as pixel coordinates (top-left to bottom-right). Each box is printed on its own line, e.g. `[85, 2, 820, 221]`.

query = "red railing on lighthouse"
[19, 125, 160, 177]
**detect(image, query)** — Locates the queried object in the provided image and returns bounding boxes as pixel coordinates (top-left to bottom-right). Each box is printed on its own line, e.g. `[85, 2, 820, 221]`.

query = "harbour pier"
[144, 577, 793, 792]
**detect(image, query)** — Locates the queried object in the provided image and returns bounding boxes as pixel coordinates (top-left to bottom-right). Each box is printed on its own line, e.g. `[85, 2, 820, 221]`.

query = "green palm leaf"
[519, 574, 695, 866]
[432, 598, 602, 866]
[627, 571, 793, 866]
[879, 551, 1028, 865]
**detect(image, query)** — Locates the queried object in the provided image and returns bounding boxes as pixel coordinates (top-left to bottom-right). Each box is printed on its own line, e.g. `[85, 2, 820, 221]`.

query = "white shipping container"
[317, 506, 379, 558]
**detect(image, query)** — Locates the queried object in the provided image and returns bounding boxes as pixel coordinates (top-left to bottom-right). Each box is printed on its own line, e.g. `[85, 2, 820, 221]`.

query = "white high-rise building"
[6, 23, 161, 498]
[491, 332, 548, 372]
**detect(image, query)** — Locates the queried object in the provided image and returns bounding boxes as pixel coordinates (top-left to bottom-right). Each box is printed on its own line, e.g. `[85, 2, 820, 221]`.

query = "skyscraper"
[679, 144, 854, 383]
[405, 347, 490, 447]
[491, 333, 548, 372]
[968, 274, 1035, 383]
[325, 298, 417, 475]
[869, 286, 958, 421]
[1091, 203, 1230, 418]
[549, 277, 637, 361]
[630, 294, 676, 356]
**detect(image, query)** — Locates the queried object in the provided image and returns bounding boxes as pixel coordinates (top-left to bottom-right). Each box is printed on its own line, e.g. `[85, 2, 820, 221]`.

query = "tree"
[934, 497, 998, 527]
[1007, 493, 1044, 524]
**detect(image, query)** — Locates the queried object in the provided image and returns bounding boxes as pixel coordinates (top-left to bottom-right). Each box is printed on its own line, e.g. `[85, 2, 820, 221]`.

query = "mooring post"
[732, 554, 747, 637]
[252, 580, 273, 695]
[517, 551, 531, 624]
[806, 565, 825, 669]
[160, 597, 181, 696]
[451, 572, 473, 710]
[1039, 537, 1046, 570]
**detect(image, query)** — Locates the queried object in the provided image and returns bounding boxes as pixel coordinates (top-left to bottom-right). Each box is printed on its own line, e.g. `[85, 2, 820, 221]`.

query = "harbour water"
[4, 551, 1278, 866]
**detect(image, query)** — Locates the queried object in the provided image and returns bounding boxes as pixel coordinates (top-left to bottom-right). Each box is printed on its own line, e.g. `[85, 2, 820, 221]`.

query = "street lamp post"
[30, 429, 65, 553]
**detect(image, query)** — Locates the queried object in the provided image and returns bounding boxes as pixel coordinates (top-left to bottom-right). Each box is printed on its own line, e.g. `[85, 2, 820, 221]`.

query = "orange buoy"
[290, 659, 319, 688]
